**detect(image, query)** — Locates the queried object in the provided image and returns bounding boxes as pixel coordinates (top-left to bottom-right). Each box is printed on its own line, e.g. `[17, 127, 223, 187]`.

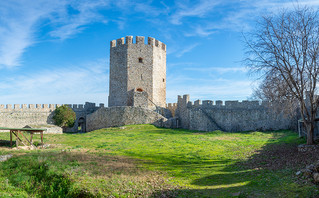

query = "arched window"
[136, 88, 143, 92]
[138, 57, 143, 63]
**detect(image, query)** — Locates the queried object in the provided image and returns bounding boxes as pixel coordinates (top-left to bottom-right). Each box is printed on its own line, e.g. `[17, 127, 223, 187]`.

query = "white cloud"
[0, 59, 108, 105]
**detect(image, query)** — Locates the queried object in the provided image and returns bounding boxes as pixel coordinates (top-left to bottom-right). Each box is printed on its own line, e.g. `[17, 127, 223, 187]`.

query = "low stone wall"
[0, 111, 55, 128]
[176, 94, 297, 132]
[86, 106, 168, 132]
[0, 102, 103, 133]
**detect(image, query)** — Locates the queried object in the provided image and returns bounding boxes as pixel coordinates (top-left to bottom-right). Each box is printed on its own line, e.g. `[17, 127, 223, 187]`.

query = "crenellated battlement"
[177, 94, 265, 109]
[110, 36, 166, 51]
[166, 103, 177, 108]
[0, 103, 104, 111]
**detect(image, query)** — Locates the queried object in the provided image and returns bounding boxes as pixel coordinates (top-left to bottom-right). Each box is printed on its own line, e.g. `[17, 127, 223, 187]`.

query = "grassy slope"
[0, 124, 317, 197]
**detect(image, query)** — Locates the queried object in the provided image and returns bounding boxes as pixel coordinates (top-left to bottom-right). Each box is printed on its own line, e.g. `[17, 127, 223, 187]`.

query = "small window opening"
[138, 57, 143, 63]
[163, 78, 165, 82]
[137, 88, 143, 92]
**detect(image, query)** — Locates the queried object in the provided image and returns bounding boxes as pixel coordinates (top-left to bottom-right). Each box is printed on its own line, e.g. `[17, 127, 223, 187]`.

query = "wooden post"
[30, 132, 33, 143]
[16, 130, 19, 147]
[10, 130, 12, 147]
[41, 131, 43, 146]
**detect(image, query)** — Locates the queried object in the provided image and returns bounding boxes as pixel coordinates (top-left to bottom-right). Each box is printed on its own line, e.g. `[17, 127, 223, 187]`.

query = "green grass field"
[0, 125, 317, 197]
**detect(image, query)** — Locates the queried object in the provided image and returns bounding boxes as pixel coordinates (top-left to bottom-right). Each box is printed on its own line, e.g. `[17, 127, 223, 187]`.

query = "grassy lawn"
[0, 124, 318, 197]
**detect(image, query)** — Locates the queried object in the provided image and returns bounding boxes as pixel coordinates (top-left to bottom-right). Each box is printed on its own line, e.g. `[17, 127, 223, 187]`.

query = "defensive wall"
[0, 102, 103, 133]
[86, 106, 169, 132]
[174, 94, 297, 132]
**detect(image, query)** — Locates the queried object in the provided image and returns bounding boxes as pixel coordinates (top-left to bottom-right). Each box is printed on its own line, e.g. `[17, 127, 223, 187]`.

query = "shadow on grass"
[149, 131, 319, 197]
[0, 140, 14, 147]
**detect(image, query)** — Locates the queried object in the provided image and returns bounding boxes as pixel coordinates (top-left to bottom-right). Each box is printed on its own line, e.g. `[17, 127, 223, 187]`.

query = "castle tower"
[108, 36, 166, 109]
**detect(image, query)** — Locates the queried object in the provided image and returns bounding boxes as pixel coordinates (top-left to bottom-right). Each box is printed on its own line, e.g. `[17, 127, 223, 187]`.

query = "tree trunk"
[306, 122, 315, 145]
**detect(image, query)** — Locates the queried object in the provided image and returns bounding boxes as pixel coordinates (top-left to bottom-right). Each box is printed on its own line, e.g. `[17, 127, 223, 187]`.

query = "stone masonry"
[108, 36, 166, 109]
[0, 103, 102, 133]
[171, 95, 297, 132]
[86, 106, 167, 132]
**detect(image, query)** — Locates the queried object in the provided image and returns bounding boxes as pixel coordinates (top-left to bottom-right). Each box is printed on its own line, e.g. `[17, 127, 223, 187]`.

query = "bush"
[53, 105, 76, 129]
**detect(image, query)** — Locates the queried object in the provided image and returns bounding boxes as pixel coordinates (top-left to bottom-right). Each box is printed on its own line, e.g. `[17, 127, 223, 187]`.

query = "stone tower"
[108, 36, 166, 109]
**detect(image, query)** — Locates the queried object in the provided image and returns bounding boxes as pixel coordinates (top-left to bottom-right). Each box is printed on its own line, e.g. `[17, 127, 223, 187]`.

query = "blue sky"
[0, 0, 318, 106]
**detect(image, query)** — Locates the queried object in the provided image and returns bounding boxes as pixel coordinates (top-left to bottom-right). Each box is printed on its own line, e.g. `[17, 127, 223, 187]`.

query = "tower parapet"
[110, 36, 166, 51]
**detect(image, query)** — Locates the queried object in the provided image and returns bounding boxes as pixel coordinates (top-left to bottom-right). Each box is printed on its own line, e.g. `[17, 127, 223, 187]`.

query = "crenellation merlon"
[194, 100, 201, 106]
[187, 101, 193, 108]
[14, 104, 20, 109]
[148, 37, 155, 45]
[155, 39, 160, 47]
[116, 38, 124, 46]
[126, 36, 133, 44]
[136, 36, 145, 44]
[110, 40, 116, 47]
[161, 43, 166, 51]
[183, 94, 190, 103]
[203, 100, 213, 106]
[167, 103, 177, 108]
[215, 100, 223, 106]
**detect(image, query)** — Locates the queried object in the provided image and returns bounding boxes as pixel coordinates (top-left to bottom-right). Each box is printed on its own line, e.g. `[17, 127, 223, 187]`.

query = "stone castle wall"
[175, 95, 297, 132]
[0, 103, 103, 133]
[109, 36, 166, 109]
[86, 106, 167, 132]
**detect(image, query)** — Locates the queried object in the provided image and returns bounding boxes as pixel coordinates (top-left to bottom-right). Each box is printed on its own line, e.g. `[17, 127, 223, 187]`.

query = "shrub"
[53, 105, 76, 129]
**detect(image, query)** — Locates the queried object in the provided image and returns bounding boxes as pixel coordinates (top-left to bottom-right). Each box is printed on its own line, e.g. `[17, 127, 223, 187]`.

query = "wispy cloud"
[178, 0, 319, 38]
[185, 67, 248, 74]
[0, 0, 110, 68]
[0, 1, 63, 68]
[184, 25, 216, 37]
[49, 1, 110, 40]
[170, 0, 222, 25]
[166, 77, 253, 103]
[0, 59, 108, 104]
[176, 43, 199, 57]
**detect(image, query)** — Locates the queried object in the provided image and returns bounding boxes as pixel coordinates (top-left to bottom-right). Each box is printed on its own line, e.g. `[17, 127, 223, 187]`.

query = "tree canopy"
[53, 105, 76, 129]
[245, 6, 319, 144]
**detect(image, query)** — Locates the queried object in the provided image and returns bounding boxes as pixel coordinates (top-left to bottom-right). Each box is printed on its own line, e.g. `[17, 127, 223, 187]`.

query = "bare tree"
[245, 6, 319, 145]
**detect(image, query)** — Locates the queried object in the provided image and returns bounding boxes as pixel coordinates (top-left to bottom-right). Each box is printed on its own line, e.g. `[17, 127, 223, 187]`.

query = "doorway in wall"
[78, 117, 86, 132]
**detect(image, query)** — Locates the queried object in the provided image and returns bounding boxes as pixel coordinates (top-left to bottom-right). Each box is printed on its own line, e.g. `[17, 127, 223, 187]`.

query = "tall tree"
[245, 6, 319, 145]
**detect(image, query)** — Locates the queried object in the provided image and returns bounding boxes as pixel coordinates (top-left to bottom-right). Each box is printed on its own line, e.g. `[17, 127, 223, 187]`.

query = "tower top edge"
[110, 36, 166, 51]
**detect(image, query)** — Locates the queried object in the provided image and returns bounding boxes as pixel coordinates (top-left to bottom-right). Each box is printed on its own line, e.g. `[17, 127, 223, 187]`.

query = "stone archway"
[78, 117, 86, 132]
